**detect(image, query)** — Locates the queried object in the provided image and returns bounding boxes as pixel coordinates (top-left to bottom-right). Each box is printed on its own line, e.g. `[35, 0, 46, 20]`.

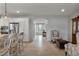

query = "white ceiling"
[0, 3, 79, 17]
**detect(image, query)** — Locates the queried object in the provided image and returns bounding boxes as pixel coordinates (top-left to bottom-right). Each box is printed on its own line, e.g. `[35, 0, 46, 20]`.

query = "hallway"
[21, 36, 65, 56]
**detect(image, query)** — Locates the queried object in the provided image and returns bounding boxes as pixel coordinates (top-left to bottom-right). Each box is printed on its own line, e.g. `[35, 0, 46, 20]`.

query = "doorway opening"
[34, 23, 46, 48]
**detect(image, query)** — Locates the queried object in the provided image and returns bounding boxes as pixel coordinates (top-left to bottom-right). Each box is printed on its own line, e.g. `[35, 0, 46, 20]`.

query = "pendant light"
[4, 2, 8, 19]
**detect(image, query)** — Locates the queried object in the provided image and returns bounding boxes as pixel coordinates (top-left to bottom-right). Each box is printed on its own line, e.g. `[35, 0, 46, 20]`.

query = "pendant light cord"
[4, 3, 7, 16]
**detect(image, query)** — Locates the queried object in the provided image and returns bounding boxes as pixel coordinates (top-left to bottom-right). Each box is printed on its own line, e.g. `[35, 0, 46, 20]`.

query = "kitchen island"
[0, 33, 9, 56]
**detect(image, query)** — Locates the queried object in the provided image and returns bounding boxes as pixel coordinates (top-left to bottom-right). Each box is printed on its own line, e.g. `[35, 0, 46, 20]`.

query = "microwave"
[0, 26, 9, 34]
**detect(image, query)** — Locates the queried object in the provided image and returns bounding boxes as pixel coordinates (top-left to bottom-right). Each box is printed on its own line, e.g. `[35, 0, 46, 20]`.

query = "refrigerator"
[9, 22, 19, 34]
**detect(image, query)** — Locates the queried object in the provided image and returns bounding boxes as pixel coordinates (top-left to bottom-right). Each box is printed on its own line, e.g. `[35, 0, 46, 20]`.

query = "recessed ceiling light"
[61, 9, 65, 12]
[17, 11, 20, 13]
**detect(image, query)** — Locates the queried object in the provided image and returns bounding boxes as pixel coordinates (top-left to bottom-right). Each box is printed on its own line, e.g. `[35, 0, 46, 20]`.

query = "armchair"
[51, 30, 60, 43]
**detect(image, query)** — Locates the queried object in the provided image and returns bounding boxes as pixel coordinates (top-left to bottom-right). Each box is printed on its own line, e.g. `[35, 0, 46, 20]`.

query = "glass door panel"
[35, 23, 44, 35]
[73, 22, 76, 34]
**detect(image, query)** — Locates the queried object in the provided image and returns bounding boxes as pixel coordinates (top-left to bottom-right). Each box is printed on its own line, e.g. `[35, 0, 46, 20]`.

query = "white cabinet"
[9, 18, 29, 41]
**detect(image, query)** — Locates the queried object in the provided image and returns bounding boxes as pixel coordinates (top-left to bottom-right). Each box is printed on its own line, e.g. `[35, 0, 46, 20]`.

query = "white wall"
[0, 15, 70, 42]
[29, 15, 70, 41]
[0, 17, 30, 41]
[48, 16, 69, 41]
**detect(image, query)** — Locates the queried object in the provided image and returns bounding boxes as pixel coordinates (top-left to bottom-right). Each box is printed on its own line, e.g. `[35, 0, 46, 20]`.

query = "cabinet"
[72, 16, 79, 44]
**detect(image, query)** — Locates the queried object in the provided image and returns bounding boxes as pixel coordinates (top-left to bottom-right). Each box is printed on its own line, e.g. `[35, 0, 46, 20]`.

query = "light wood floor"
[21, 36, 65, 56]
